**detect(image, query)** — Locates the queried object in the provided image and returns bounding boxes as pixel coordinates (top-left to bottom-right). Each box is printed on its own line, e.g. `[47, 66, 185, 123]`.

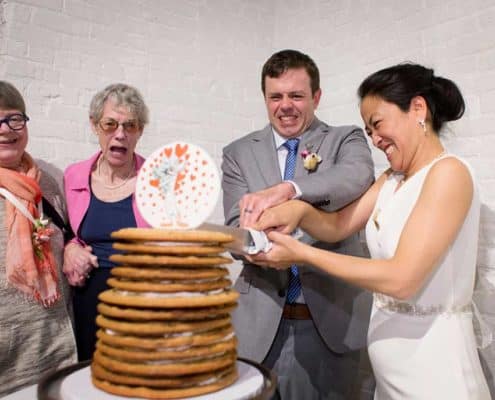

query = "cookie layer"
[106, 277, 231, 293]
[111, 266, 228, 280]
[92, 368, 237, 399]
[95, 337, 237, 361]
[98, 288, 239, 308]
[110, 253, 232, 266]
[114, 241, 226, 255]
[97, 303, 236, 321]
[91, 362, 235, 388]
[93, 349, 236, 376]
[96, 325, 234, 349]
[96, 314, 230, 335]
[111, 228, 233, 243]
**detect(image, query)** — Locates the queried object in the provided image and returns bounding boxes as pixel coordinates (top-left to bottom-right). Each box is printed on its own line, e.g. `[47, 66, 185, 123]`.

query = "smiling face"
[0, 109, 29, 169]
[264, 68, 321, 139]
[91, 99, 143, 169]
[360, 95, 426, 173]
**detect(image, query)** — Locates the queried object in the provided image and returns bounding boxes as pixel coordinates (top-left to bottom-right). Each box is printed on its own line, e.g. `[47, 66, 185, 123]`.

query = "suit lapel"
[249, 125, 282, 187]
[247, 119, 329, 184]
[296, 118, 329, 177]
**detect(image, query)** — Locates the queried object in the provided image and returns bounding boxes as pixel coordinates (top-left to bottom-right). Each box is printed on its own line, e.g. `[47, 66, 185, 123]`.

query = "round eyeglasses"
[0, 113, 29, 131]
[98, 119, 141, 135]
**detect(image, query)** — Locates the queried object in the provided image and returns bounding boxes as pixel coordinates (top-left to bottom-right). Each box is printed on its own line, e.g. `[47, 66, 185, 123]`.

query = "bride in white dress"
[250, 63, 491, 399]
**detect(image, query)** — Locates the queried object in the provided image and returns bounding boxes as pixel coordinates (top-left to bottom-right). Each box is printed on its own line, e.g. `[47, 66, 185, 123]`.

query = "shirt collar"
[271, 127, 287, 150]
[271, 127, 304, 150]
[271, 117, 317, 149]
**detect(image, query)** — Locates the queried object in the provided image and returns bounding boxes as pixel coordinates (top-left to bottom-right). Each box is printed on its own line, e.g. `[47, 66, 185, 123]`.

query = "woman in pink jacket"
[63, 83, 149, 361]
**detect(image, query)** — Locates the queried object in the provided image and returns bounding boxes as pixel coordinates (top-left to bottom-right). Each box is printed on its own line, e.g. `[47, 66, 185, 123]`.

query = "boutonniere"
[301, 149, 322, 171]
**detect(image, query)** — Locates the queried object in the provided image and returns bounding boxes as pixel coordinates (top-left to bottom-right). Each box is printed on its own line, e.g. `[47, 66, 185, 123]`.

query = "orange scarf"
[0, 153, 59, 307]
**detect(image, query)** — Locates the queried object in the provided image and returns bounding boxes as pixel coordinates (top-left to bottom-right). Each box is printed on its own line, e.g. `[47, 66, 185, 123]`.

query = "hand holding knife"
[198, 223, 302, 255]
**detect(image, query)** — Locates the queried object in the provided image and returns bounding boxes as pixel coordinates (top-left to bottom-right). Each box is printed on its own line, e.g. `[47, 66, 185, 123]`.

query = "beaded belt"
[374, 293, 471, 317]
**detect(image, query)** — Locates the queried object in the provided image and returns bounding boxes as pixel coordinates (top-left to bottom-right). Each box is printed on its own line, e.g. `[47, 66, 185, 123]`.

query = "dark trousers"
[73, 268, 112, 362]
[263, 318, 366, 400]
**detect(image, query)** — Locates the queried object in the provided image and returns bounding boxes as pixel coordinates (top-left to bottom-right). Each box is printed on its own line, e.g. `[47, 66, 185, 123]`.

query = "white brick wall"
[1, 0, 495, 389]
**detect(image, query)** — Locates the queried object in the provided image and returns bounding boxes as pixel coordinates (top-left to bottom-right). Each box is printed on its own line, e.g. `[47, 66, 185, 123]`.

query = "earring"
[418, 120, 426, 133]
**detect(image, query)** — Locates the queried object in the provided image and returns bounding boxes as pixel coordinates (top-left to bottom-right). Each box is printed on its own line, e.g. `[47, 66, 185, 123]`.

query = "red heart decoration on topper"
[136, 141, 220, 229]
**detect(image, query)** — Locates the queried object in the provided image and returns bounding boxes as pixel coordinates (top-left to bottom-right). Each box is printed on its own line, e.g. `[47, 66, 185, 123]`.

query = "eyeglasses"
[98, 118, 141, 135]
[0, 113, 29, 131]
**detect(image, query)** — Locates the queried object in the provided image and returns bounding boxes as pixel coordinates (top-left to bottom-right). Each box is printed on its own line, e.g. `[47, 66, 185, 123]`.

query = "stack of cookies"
[91, 228, 240, 399]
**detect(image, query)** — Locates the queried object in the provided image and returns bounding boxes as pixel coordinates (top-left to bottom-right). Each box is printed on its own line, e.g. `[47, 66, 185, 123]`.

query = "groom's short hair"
[261, 49, 320, 96]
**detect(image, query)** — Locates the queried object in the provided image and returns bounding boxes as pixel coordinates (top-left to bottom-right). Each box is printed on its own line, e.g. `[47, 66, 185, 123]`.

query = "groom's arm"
[294, 126, 374, 212]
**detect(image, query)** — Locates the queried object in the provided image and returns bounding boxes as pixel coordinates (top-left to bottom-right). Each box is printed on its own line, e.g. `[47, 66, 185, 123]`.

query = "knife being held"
[198, 223, 302, 255]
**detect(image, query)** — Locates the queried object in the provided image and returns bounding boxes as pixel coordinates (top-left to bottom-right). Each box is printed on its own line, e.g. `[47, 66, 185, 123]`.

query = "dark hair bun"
[358, 62, 466, 134]
[430, 76, 465, 130]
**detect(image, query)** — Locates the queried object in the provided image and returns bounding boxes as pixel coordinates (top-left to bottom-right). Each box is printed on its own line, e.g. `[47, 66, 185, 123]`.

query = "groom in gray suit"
[222, 50, 375, 399]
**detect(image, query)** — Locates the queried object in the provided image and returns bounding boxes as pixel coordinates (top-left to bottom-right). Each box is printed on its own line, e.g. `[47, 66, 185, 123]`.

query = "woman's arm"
[255, 172, 387, 242]
[253, 158, 473, 299]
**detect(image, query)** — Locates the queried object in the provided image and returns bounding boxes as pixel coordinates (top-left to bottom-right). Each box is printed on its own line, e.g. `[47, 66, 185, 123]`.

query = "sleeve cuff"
[284, 180, 302, 199]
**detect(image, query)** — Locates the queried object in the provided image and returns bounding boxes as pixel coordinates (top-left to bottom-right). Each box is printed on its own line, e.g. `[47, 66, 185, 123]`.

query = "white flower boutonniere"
[301, 149, 322, 172]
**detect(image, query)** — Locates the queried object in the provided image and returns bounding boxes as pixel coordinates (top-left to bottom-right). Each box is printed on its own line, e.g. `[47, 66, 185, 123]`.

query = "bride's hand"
[248, 230, 308, 269]
[253, 200, 308, 235]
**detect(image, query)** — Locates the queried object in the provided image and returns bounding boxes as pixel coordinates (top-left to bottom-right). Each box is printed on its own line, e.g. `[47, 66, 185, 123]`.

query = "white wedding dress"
[365, 154, 491, 399]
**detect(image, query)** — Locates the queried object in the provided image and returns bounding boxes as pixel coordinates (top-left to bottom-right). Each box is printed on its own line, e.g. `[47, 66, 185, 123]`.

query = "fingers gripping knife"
[198, 223, 271, 255]
[198, 223, 303, 256]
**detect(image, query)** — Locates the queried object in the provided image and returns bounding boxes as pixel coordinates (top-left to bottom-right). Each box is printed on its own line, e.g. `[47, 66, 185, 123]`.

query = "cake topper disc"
[136, 142, 220, 229]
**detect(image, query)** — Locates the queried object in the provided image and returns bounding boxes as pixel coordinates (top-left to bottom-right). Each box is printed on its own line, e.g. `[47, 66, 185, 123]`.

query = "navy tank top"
[79, 191, 136, 268]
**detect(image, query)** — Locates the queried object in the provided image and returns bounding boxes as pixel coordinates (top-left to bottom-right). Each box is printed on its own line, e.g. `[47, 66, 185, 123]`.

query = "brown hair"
[0, 81, 26, 113]
[261, 49, 320, 95]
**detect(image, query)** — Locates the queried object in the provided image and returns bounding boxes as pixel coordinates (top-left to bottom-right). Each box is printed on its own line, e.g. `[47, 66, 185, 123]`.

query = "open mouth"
[109, 145, 128, 155]
[384, 145, 394, 158]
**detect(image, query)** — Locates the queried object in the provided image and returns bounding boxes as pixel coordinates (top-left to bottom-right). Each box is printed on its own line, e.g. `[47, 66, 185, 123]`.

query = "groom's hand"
[239, 182, 295, 228]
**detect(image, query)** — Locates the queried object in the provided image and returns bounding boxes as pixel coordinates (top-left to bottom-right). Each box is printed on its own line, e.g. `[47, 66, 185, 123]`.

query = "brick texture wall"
[1, 0, 494, 390]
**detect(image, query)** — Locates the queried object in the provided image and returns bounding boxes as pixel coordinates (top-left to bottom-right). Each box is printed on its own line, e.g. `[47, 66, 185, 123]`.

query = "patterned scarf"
[0, 152, 59, 307]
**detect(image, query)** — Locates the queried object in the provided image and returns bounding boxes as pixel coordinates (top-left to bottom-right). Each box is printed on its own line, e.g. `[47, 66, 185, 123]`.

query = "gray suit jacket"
[221, 118, 375, 362]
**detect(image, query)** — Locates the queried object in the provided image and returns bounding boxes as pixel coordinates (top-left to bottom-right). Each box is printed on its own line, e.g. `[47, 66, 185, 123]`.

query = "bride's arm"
[255, 172, 388, 243]
[252, 158, 473, 299]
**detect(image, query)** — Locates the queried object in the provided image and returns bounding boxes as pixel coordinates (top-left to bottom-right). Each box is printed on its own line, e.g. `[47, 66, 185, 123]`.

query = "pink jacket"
[64, 152, 149, 244]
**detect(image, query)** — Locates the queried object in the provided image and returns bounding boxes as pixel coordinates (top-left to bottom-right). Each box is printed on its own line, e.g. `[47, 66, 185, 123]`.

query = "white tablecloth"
[1, 385, 37, 400]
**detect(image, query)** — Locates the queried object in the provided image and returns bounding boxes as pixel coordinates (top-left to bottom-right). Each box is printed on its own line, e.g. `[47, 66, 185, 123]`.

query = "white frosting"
[142, 351, 229, 365]
[103, 328, 193, 338]
[114, 289, 227, 298]
[118, 278, 224, 284]
[141, 241, 208, 247]
[105, 331, 235, 352]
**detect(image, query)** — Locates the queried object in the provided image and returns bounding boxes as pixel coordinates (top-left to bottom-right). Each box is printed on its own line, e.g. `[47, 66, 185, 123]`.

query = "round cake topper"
[136, 141, 220, 229]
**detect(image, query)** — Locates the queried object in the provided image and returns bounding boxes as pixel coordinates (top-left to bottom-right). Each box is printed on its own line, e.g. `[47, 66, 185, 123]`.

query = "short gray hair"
[89, 83, 149, 127]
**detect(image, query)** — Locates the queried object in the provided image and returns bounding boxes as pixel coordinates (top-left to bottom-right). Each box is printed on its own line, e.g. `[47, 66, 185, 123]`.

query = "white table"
[1, 385, 37, 400]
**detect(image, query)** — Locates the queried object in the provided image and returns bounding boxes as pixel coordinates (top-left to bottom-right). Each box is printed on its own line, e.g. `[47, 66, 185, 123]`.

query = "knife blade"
[197, 223, 270, 255]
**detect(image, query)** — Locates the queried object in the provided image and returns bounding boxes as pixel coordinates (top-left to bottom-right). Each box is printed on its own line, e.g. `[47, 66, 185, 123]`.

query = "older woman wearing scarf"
[0, 81, 77, 396]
